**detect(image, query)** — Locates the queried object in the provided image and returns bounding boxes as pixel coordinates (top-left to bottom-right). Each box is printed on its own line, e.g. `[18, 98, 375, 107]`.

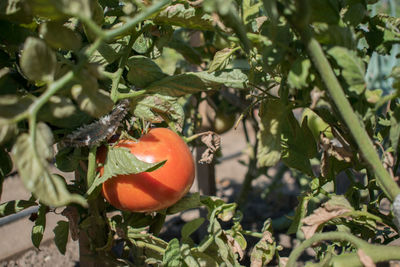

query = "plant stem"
[135, 240, 165, 254]
[105, 0, 171, 41]
[110, 32, 137, 102]
[86, 146, 98, 189]
[286, 232, 368, 267]
[298, 28, 400, 202]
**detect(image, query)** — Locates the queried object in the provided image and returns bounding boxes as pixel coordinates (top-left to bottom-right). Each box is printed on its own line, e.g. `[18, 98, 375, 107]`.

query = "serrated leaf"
[0, 200, 37, 217]
[256, 99, 286, 167]
[40, 21, 82, 51]
[126, 56, 167, 88]
[287, 57, 311, 89]
[181, 218, 205, 240]
[20, 37, 56, 82]
[328, 46, 365, 94]
[154, 3, 213, 31]
[89, 42, 124, 66]
[314, 24, 356, 49]
[71, 85, 114, 118]
[208, 48, 237, 73]
[145, 69, 248, 96]
[87, 146, 166, 195]
[53, 220, 69, 255]
[131, 94, 184, 127]
[11, 123, 86, 207]
[281, 112, 315, 176]
[32, 205, 47, 248]
[163, 238, 182, 267]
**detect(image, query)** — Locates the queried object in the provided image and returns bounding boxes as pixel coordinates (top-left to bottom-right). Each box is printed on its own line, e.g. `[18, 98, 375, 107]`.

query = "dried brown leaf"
[199, 131, 221, 164]
[301, 200, 351, 239]
[357, 249, 376, 267]
[226, 234, 244, 260]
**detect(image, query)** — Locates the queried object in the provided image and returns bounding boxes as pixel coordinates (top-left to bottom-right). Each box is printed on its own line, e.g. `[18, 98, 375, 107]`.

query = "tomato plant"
[1, 0, 400, 266]
[97, 128, 195, 212]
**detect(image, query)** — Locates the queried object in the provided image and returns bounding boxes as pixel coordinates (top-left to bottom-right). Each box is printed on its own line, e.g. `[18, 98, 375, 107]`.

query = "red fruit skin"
[97, 128, 195, 212]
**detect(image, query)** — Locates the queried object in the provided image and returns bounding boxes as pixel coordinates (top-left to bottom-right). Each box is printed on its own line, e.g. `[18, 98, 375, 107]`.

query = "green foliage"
[87, 146, 166, 195]
[1, 0, 400, 265]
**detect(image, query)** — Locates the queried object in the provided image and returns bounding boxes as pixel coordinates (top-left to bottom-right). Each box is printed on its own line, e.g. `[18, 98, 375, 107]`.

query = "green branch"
[298, 28, 400, 202]
[287, 232, 400, 267]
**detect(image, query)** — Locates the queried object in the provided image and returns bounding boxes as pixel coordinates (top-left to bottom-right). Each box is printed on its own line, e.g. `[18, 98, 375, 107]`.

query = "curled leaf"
[301, 196, 353, 239]
[199, 131, 221, 164]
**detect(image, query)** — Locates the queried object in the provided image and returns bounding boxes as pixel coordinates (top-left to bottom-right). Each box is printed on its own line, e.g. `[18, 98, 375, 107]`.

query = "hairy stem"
[299, 28, 400, 202]
[286, 232, 368, 267]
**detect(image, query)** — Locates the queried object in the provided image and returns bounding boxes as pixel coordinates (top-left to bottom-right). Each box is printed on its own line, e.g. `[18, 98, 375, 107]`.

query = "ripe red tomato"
[97, 128, 195, 212]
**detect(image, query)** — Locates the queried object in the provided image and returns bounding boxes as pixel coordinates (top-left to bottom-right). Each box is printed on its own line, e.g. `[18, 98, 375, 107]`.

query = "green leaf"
[281, 112, 315, 176]
[87, 146, 166, 195]
[314, 24, 356, 49]
[208, 48, 237, 73]
[163, 238, 182, 267]
[343, 1, 366, 27]
[0, 119, 17, 146]
[287, 57, 311, 89]
[89, 42, 124, 66]
[153, 3, 213, 31]
[390, 105, 400, 154]
[32, 205, 47, 248]
[39, 95, 92, 128]
[181, 218, 205, 241]
[256, 99, 286, 167]
[126, 56, 167, 88]
[309, 0, 340, 24]
[55, 147, 81, 173]
[53, 220, 69, 255]
[0, 20, 34, 53]
[287, 195, 310, 234]
[11, 123, 86, 207]
[20, 37, 56, 82]
[0, 148, 12, 198]
[40, 21, 82, 51]
[167, 193, 202, 214]
[71, 85, 114, 118]
[0, 200, 37, 217]
[189, 251, 219, 267]
[29, 0, 66, 20]
[365, 14, 400, 55]
[328, 46, 365, 94]
[131, 94, 184, 127]
[146, 69, 248, 96]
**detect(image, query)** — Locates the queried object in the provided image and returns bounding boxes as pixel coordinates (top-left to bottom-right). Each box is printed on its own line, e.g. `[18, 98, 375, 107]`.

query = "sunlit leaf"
[126, 56, 167, 88]
[328, 46, 365, 94]
[131, 94, 184, 127]
[87, 147, 166, 195]
[32, 205, 47, 248]
[256, 99, 286, 167]
[0, 200, 37, 217]
[11, 123, 86, 207]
